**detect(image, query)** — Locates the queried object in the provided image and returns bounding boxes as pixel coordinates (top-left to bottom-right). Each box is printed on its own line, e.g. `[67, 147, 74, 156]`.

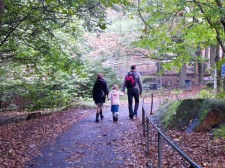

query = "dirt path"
[25, 104, 140, 168]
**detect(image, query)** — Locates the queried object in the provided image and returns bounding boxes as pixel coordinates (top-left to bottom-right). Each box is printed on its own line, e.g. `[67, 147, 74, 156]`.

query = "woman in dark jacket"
[92, 73, 109, 122]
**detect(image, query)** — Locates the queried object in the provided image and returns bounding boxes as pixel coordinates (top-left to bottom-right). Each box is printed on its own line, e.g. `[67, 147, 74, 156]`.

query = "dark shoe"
[96, 113, 99, 123]
[113, 116, 116, 121]
[129, 114, 133, 119]
[134, 115, 138, 119]
[115, 115, 118, 121]
[100, 111, 104, 119]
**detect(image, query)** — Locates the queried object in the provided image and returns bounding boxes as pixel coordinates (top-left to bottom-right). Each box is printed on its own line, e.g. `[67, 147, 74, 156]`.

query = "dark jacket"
[92, 79, 109, 104]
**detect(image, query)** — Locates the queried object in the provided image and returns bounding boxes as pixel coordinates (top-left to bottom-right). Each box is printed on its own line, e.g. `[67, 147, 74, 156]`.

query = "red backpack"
[125, 72, 136, 88]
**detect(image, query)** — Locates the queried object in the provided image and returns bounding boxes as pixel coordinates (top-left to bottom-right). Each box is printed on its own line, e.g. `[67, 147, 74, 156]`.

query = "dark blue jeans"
[127, 89, 139, 118]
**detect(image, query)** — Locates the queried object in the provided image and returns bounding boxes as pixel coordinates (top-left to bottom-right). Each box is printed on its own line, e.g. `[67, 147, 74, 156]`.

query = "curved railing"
[142, 95, 201, 168]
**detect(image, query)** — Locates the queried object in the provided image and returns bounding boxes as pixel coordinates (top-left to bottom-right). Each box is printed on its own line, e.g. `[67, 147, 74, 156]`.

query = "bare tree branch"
[0, 17, 27, 47]
[137, 0, 153, 30]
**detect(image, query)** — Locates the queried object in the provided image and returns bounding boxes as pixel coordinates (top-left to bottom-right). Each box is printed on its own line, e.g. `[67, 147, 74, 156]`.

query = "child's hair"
[112, 84, 119, 90]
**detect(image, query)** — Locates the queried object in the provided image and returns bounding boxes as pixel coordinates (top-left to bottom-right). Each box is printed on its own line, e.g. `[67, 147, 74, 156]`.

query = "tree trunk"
[156, 62, 161, 73]
[196, 47, 204, 83]
[193, 63, 197, 78]
[179, 63, 187, 87]
[210, 45, 216, 73]
[222, 51, 225, 91]
[204, 47, 209, 74]
[0, 0, 4, 63]
[209, 45, 217, 89]
[215, 43, 221, 91]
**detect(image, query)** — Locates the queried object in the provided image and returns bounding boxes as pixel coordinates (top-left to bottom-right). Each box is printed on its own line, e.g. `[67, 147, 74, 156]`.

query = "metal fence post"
[142, 106, 146, 136]
[146, 118, 150, 154]
[142, 98, 145, 125]
[158, 132, 162, 168]
[150, 93, 153, 115]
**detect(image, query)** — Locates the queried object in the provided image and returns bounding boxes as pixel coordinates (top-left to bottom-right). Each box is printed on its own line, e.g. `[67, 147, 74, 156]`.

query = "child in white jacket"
[108, 84, 124, 121]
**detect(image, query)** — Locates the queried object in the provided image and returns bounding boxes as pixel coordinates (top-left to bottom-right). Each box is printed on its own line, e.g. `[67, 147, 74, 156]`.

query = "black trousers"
[127, 89, 139, 117]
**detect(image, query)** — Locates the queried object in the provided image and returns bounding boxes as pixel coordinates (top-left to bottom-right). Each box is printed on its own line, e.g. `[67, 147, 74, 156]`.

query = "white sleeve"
[108, 91, 112, 99]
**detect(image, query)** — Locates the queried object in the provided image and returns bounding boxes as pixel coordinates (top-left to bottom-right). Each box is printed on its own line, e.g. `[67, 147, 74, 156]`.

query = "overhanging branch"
[193, 0, 225, 53]
[0, 17, 27, 47]
[137, 0, 153, 30]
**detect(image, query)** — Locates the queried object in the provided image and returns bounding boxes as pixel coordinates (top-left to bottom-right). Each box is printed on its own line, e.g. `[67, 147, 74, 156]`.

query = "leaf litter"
[0, 108, 94, 167]
[1, 96, 225, 168]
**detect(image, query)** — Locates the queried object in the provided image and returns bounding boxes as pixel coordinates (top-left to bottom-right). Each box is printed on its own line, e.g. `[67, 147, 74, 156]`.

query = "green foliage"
[199, 101, 212, 122]
[196, 89, 225, 99]
[214, 126, 225, 139]
[198, 89, 212, 99]
[216, 58, 225, 71]
[0, 0, 129, 111]
[215, 92, 225, 99]
[1, 0, 129, 62]
[134, 0, 224, 71]
[87, 60, 122, 90]
[0, 56, 121, 111]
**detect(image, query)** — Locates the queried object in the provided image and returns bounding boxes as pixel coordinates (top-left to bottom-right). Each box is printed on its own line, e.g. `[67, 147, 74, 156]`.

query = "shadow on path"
[26, 105, 138, 168]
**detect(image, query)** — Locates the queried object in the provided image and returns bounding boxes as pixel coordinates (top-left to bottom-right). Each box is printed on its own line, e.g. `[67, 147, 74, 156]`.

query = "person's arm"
[138, 73, 143, 95]
[121, 76, 126, 93]
[92, 82, 96, 98]
[108, 91, 112, 99]
[104, 81, 109, 97]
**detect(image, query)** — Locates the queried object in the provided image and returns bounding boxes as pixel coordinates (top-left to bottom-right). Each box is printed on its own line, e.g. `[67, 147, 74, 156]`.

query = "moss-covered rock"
[214, 125, 225, 138]
[162, 101, 181, 128]
[196, 99, 225, 132]
[157, 99, 225, 133]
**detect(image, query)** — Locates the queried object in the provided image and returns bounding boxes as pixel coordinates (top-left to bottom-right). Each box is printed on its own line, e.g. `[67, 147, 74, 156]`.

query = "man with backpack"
[122, 65, 143, 119]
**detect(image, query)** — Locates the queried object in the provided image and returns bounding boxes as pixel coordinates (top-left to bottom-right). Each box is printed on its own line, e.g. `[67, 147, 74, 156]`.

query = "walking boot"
[115, 113, 118, 121]
[100, 111, 104, 119]
[113, 116, 116, 121]
[96, 113, 99, 123]
[129, 114, 133, 120]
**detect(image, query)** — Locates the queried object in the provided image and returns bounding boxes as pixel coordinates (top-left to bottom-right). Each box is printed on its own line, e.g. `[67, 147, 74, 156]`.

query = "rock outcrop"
[158, 99, 225, 132]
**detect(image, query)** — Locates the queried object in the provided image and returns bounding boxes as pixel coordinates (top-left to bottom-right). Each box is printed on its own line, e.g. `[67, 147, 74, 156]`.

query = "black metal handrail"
[142, 97, 201, 168]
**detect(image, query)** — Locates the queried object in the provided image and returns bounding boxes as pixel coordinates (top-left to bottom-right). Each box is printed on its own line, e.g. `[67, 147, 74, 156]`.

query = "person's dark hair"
[97, 73, 104, 79]
[131, 65, 136, 70]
